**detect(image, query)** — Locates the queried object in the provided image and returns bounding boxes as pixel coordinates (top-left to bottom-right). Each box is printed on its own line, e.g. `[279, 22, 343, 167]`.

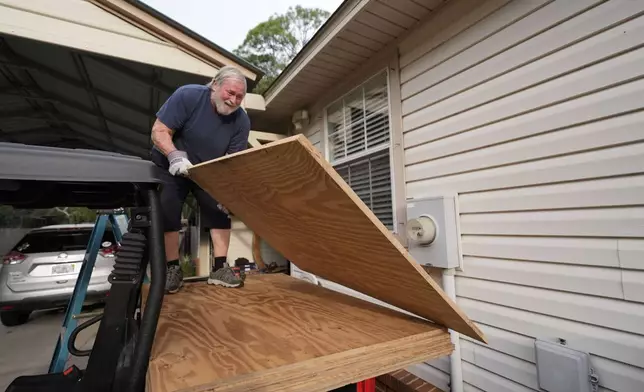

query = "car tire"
[0, 310, 31, 326]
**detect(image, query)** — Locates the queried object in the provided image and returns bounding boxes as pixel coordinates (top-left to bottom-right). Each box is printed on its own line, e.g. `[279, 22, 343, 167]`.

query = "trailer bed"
[142, 135, 485, 391]
[143, 274, 452, 392]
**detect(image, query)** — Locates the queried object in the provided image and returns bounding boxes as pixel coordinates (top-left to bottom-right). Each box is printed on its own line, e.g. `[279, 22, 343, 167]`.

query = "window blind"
[334, 149, 394, 229]
[326, 72, 390, 162]
[325, 71, 394, 230]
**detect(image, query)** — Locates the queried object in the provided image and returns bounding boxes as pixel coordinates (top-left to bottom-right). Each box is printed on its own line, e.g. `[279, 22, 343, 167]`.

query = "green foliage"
[0, 206, 97, 228]
[180, 254, 196, 277]
[233, 5, 331, 94]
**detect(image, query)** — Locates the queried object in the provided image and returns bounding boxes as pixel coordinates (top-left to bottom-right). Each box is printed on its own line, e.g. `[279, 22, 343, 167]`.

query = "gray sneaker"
[207, 266, 243, 288]
[165, 264, 184, 294]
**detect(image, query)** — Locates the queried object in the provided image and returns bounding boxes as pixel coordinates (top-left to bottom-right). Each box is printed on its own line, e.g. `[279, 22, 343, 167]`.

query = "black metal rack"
[0, 142, 166, 392]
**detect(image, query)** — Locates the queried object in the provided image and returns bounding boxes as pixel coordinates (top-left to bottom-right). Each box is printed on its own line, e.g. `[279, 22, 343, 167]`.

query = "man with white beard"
[149, 65, 250, 294]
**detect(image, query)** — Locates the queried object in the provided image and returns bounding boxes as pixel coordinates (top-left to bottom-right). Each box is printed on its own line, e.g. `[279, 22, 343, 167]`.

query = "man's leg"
[192, 186, 242, 288]
[210, 228, 231, 269]
[157, 170, 189, 293]
[164, 232, 180, 261]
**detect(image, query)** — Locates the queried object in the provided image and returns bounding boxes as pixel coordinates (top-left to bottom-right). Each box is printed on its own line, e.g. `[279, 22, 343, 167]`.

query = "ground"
[0, 307, 99, 390]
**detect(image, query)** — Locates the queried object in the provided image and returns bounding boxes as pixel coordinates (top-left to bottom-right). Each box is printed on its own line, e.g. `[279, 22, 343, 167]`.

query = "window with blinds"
[325, 71, 394, 229]
[334, 150, 394, 229]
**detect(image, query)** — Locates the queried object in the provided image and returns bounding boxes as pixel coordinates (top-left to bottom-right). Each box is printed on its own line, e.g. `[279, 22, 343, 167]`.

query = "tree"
[234, 6, 331, 94]
[0, 206, 97, 228]
[51, 207, 97, 224]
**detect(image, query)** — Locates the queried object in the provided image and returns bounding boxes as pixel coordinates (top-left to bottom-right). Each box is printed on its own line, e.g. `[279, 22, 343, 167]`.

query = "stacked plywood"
[144, 135, 485, 392]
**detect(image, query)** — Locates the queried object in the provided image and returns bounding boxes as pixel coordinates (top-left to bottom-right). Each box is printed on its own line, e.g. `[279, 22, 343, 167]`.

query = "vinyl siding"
[398, 0, 644, 391]
[299, 114, 323, 154]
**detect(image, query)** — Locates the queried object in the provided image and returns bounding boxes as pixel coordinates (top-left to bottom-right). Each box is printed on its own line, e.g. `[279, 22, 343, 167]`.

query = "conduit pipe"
[442, 267, 463, 392]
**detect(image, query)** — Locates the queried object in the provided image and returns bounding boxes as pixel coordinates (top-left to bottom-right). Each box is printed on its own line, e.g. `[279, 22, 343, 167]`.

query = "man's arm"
[151, 119, 178, 156]
[151, 86, 194, 156]
[152, 86, 195, 176]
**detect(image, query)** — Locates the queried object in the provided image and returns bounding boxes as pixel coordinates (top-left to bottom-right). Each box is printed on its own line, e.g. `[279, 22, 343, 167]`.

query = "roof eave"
[262, 0, 366, 103]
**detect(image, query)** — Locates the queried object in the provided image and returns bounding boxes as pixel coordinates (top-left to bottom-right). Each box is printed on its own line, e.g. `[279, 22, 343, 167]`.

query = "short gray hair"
[208, 65, 247, 91]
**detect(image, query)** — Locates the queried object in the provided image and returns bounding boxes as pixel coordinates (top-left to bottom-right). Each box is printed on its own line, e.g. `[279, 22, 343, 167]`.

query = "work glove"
[168, 150, 192, 176]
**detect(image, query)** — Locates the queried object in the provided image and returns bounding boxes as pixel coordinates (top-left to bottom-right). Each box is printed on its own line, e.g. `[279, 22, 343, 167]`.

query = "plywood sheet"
[145, 274, 452, 392]
[188, 135, 485, 342]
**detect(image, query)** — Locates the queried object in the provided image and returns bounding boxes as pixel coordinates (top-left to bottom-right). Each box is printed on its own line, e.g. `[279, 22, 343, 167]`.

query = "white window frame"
[322, 68, 397, 232]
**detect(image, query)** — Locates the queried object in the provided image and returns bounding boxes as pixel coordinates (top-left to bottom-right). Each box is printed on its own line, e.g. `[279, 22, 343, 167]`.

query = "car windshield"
[12, 228, 116, 254]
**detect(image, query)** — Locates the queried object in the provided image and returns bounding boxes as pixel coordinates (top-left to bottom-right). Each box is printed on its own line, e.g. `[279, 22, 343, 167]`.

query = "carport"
[0, 0, 287, 273]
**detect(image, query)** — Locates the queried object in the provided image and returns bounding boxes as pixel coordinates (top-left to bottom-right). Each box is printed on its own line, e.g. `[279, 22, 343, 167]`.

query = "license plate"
[52, 263, 75, 275]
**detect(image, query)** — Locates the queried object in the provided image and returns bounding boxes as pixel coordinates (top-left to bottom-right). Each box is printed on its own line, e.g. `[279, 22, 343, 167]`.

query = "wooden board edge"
[188, 134, 303, 170]
[174, 329, 453, 392]
[187, 135, 487, 344]
[300, 136, 485, 343]
[292, 136, 486, 340]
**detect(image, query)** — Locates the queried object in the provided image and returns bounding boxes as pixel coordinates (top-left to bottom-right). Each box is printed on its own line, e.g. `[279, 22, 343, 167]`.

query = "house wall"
[299, 117, 324, 154]
[396, 0, 644, 391]
[291, 53, 420, 314]
[298, 0, 644, 391]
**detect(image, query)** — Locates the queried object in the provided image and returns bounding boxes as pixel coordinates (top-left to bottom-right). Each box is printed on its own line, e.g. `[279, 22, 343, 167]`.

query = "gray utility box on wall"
[405, 195, 460, 269]
[535, 340, 599, 392]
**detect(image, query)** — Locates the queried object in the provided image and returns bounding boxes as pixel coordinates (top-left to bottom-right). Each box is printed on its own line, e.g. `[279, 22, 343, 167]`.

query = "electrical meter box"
[535, 339, 597, 392]
[405, 195, 460, 269]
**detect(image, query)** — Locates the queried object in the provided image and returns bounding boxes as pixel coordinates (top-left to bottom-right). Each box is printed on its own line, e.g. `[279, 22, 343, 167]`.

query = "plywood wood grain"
[145, 274, 452, 392]
[188, 134, 485, 342]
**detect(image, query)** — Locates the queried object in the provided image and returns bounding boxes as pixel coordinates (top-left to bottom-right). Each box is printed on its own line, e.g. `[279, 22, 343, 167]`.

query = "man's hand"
[168, 150, 192, 176]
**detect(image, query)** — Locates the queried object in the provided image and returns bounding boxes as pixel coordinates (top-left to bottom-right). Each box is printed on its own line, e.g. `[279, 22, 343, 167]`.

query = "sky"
[140, 0, 345, 53]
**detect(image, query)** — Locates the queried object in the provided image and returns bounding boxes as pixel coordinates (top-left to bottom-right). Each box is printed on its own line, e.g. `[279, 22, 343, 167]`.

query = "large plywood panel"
[188, 135, 484, 342]
[145, 274, 453, 392]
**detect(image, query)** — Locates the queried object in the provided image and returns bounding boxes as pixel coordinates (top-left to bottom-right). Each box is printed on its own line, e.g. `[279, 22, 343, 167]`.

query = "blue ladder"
[48, 210, 128, 373]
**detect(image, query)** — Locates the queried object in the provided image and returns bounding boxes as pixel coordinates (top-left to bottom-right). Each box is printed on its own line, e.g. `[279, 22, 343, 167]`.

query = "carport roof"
[0, 0, 267, 158]
[92, 0, 265, 82]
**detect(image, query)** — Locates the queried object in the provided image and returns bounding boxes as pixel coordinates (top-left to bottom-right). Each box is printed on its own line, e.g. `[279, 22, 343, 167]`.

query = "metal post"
[109, 214, 124, 243]
[129, 187, 166, 392]
[49, 214, 108, 373]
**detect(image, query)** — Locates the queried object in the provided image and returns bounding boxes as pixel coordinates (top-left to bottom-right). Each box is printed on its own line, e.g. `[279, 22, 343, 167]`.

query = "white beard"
[213, 96, 237, 115]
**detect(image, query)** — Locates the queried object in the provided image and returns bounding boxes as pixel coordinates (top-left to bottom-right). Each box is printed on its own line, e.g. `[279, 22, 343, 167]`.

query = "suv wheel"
[1, 310, 31, 326]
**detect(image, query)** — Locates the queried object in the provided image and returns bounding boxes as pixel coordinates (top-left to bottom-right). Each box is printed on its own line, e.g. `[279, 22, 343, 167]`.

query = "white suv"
[0, 223, 118, 326]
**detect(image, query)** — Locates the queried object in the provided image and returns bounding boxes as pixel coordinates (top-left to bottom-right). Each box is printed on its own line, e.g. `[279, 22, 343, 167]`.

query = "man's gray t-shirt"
[150, 84, 250, 169]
